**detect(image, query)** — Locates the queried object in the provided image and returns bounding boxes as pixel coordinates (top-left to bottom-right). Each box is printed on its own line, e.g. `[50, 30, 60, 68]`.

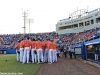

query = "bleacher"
[0, 28, 100, 55]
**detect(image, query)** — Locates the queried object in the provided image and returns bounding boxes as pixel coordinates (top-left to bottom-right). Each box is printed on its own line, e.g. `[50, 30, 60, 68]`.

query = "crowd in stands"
[0, 27, 100, 49]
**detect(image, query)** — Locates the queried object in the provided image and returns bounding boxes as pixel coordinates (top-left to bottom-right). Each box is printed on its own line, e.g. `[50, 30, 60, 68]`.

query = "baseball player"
[31, 39, 37, 63]
[52, 40, 57, 62]
[19, 39, 24, 62]
[15, 41, 20, 62]
[36, 39, 43, 63]
[23, 37, 31, 64]
[47, 39, 53, 64]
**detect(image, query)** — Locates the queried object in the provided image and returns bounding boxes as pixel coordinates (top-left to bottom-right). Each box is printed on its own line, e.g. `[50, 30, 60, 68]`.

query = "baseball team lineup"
[15, 37, 58, 64]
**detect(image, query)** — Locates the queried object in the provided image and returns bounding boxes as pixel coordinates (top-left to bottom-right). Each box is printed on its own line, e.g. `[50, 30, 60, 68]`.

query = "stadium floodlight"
[28, 18, 34, 34]
[22, 10, 28, 34]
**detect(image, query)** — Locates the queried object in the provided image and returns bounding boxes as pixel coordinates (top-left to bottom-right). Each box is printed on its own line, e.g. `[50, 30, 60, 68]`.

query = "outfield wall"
[0, 49, 16, 54]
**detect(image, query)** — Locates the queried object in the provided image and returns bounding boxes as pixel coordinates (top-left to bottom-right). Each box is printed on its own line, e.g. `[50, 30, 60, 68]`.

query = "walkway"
[37, 58, 100, 75]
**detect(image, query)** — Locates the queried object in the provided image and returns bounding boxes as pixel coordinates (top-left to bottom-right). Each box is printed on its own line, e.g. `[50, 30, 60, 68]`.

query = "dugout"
[84, 38, 100, 61]
[74, 43, 87, 60]
[74, 43, 82, 56]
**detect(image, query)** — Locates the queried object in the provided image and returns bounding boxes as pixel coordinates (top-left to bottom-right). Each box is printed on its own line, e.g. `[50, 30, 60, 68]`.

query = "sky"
[0, 0, 100, 34]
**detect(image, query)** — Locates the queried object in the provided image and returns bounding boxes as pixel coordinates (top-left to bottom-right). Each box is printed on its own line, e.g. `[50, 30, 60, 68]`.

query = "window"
[91, 19, 94, 24]
[79, 22, 83, 27]
[96, 17, 100, 23]
[60, 23, 62, 25]
[73, 24, 78, 28]
[85, 21, 90, 26]
[59, 25, 72, 30]
[58, 24, 78, 30]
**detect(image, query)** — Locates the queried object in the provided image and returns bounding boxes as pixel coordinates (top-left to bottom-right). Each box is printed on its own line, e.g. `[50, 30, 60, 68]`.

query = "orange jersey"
[52, 42, 57, 50]
[24, 40, 31, 47]
[19, 40, 25, 48]
[16, 43, 20, 50]
[36, 41, 43, 49]
[49, 42, 54, 49]
[31, 41, 36, 48]
[45, 41, 52, 49]
[42, 41, 46, 47]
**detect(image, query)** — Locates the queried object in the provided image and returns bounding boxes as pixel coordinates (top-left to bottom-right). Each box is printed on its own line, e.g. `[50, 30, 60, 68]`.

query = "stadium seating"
[0, 28, 100, 49]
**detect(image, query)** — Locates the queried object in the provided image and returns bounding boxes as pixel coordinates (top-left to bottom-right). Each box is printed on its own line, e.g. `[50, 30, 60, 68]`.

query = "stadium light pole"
[22, 11, 28, 34]
[28, 18, 33, 34]
[29, 19, 31, 34]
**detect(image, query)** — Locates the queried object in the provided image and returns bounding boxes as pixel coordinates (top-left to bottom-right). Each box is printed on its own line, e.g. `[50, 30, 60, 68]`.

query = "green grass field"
[0, 54, 41, 75]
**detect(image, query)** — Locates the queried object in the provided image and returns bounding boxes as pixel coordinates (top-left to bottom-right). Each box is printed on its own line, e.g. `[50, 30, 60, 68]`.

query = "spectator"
[94, 47, 99, 61]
